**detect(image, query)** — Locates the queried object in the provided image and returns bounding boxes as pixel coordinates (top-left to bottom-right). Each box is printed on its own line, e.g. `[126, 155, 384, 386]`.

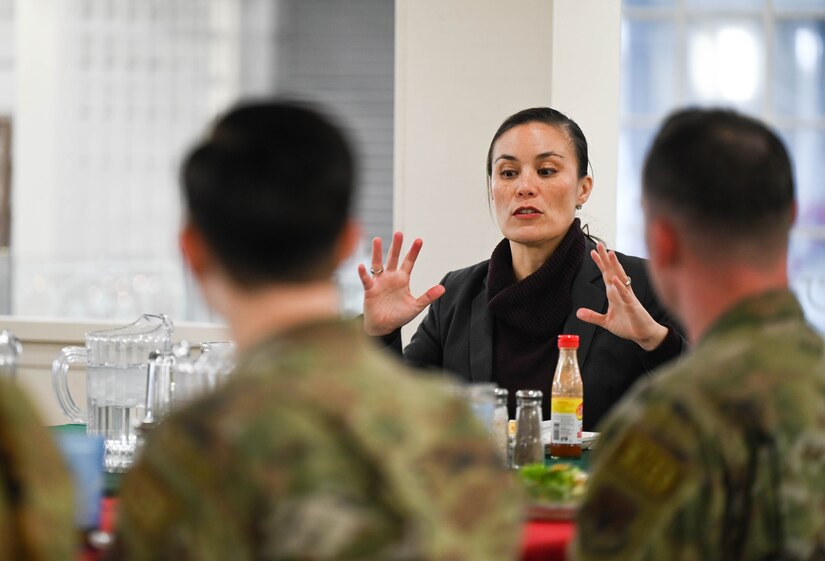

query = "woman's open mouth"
[513, 206, 542, 218]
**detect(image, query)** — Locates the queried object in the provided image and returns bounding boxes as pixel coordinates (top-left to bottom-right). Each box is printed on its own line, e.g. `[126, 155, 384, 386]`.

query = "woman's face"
[489, 122, 592, 249]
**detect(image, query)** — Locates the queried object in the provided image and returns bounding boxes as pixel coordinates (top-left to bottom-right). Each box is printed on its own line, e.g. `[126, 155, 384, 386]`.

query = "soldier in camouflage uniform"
[0, 378, 75, 561]
[574, 109, 825, 561]
[110, 102, 524, 561]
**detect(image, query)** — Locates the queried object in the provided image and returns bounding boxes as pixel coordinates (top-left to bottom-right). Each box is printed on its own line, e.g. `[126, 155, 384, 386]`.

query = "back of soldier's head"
[643, 108, 795, 261]
[181, 101, 355, 286]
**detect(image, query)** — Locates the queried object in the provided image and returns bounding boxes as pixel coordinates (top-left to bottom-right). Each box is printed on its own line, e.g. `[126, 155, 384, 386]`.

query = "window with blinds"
[5, 0, 393, 321]
[273, 0, 394, 245]
[619, 0, 825, 332]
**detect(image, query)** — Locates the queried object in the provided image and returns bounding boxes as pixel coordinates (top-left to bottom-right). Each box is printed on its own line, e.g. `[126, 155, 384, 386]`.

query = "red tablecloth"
[78, 498, 117, 560]
[522, 519, 575, 561]
[101, 497, 117, 533]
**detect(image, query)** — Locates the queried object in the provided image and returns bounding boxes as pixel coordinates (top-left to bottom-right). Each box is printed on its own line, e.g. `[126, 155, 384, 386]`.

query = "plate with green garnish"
[517, 463, 587, 520]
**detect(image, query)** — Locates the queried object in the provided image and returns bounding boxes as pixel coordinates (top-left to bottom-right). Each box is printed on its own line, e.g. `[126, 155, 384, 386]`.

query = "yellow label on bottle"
[551, 397, 583, 415]
[550, 397, 584, 445]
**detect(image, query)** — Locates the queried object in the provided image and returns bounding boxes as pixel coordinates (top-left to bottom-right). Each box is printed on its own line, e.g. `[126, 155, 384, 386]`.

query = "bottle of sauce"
[550, 334, 583, 458]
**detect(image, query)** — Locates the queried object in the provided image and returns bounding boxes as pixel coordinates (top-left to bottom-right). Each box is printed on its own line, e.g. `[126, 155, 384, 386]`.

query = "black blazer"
[384, 237, 685, 431]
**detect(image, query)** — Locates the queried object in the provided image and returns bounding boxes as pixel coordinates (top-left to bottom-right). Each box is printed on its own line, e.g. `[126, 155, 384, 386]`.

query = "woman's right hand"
[358, 232, 446, 336]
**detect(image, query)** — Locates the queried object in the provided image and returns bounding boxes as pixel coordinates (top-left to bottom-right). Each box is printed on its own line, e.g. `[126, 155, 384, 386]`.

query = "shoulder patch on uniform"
[612, 431, 686, 501]
[578, 484, 640, 555]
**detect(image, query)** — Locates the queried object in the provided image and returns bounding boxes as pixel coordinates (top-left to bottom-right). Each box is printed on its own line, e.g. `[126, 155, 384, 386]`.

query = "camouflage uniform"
[113, 319, 524, 561]
[574, 290, 825, 561]
[0, 378, 75, 561]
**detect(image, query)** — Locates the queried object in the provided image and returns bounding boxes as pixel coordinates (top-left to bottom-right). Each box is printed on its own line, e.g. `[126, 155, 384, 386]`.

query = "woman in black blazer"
[358, 107, 684, 430]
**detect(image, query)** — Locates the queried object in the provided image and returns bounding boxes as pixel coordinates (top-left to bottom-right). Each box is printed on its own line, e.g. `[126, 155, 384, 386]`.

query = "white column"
[550, 0, 622, 246]
[13, 0, 60, 261]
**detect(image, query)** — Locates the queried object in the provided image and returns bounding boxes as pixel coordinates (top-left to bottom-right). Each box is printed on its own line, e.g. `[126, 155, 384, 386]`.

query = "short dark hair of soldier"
[181, 101, 356, 285]
[642, 108, 795, 260]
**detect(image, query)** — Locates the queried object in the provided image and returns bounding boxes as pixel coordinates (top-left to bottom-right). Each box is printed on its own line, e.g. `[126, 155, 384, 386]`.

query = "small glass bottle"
[513, 389, 544, 468]
[550, 334, 584, 458]
[492, 387, 510, 467]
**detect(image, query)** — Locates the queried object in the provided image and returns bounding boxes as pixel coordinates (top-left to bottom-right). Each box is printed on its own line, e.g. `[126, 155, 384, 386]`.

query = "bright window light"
[689, 25, 761, 103]
[795, 26, 822, 74]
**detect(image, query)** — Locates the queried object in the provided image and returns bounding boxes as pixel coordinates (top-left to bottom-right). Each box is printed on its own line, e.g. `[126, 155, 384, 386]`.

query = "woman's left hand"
[576, 242, 668, 351]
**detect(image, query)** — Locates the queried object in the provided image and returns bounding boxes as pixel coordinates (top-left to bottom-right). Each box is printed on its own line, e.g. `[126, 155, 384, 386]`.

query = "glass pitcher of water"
[142, 340, 235, 427]
[51, 314, 174, 473]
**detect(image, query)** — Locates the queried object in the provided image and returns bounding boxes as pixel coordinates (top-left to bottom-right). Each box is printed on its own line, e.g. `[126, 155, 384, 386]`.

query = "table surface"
[55, 423, 582, 561]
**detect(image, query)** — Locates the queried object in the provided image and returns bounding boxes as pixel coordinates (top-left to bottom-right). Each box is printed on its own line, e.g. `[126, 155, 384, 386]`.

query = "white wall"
[550, 1, 621, 244]
[14, 0, 59, 260]
[13, 0, 241, 321]
[394, 0, 621, 339]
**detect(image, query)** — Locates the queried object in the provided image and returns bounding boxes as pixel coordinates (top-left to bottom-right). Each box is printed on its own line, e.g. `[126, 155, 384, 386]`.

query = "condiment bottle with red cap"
[549, 334, 584, 459]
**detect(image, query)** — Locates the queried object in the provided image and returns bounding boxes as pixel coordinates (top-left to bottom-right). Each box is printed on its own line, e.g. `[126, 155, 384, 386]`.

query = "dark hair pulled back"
[486, 107, 589, 180]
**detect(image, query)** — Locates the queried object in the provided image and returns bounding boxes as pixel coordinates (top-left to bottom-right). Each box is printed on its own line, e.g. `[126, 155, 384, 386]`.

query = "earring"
[576, 204, 583, 210]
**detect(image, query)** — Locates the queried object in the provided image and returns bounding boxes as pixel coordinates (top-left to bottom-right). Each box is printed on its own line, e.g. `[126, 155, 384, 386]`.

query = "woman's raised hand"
[358, 232, 446, 336]
[575, 242, 668, 351]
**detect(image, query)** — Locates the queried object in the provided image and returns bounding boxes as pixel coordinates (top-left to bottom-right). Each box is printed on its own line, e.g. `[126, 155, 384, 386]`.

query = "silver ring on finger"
[369, 267, 384, 276]
[624, 276, 632, 288]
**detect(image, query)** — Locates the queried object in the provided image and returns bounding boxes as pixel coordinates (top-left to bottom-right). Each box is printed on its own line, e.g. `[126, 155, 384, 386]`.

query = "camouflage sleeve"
[115, 409, 382, 561]
[110, 415, 225, 561]
[114, 376, 525, 561]
[0, 380, 75, 561]
[113, 400, 501, 561]
[399, 387, 526, 561]
[572, 386, 717, 561]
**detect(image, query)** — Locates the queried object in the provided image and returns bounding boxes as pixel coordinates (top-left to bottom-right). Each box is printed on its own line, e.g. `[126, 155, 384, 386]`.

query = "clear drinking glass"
[467, 382, 497, 434]
[194, 342, 236, 389]
[167, 340, 236, 409]
[492, 387, 510, 467]
[0, 330, 21, 379]
[143, 350, 175, 426]
[139, 341, 235, 452]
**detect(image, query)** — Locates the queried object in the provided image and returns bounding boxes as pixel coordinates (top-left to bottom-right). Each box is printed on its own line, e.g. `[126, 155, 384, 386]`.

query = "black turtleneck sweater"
[487, 219, 586, 419]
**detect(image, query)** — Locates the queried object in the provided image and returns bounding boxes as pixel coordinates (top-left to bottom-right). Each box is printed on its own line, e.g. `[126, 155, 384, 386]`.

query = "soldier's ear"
[646, 217, 680, 272]
[180, 222, 235, 317]
[180, 222, 213, 283]
[332, 219, 361, 268]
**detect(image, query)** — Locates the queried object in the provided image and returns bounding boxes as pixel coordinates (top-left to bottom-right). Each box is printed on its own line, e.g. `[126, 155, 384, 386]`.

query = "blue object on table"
[56, 432, 105, 530]
[50, 425, 122, 495]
